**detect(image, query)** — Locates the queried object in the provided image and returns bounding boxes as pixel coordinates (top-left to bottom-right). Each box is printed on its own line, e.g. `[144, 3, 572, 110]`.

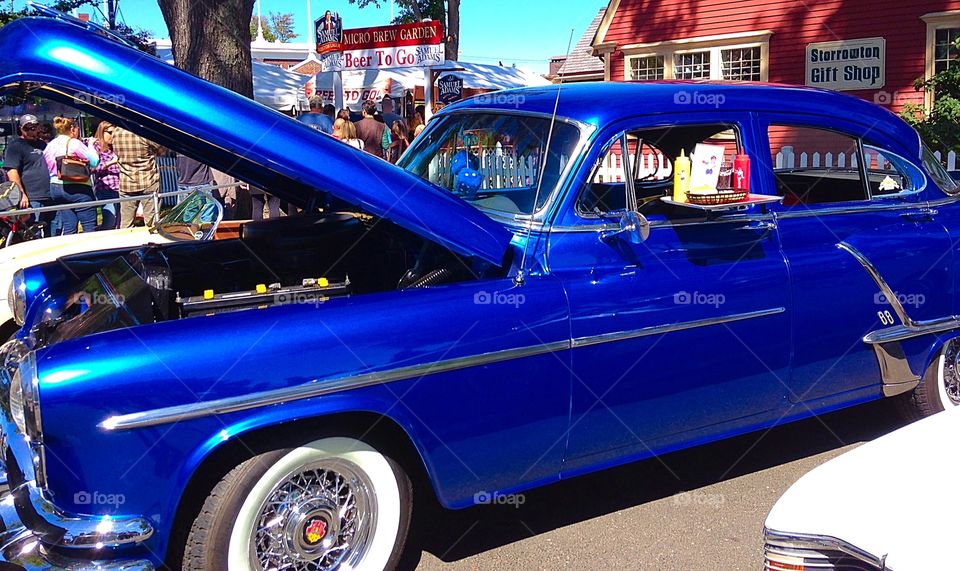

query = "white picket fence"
[432, 149, 576, 190]
[934, 149, 958, 171]
[776, 147, 959, 172]
[774, 146, 860, 170]
[432, 150, 540, 189]
[594, 152, 673, 182]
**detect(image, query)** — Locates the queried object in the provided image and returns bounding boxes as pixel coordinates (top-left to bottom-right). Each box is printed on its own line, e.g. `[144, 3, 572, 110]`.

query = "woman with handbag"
[42, 117, 100, 235]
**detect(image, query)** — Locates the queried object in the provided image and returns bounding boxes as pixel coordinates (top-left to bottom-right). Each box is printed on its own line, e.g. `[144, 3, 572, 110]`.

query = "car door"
[548, 114, 792, 474]
[760, 117, 954, 406]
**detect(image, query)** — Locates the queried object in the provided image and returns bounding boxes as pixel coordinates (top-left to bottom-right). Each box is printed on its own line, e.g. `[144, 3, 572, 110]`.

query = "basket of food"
[686, 189, 748, 206]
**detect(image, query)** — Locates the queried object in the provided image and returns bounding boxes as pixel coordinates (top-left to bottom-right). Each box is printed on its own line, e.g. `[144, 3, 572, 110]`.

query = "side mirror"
[601, 210, 650, 244]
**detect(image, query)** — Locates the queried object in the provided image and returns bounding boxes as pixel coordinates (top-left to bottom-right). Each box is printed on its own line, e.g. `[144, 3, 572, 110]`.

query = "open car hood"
[0, 18, 513, 266]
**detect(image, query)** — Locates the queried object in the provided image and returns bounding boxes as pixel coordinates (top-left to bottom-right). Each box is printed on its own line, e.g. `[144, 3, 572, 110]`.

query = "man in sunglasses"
[3, 114, 54, 232]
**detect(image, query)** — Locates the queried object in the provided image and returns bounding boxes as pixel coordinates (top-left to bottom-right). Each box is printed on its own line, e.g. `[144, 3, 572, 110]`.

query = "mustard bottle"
[673, 149, 690, 203]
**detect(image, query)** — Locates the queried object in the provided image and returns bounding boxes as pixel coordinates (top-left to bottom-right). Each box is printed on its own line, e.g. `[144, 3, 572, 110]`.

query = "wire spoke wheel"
[942, 339, 960, 407]
[250, 460, 377, 571]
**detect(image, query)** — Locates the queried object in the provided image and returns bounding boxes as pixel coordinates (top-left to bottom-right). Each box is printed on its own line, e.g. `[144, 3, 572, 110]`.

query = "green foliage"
[391, 0, 444, 24]
[347, 0, 441, 25]
[250, 15, 278, 42]
[269, 12, 297, 43]
[902, 37, 960, 152]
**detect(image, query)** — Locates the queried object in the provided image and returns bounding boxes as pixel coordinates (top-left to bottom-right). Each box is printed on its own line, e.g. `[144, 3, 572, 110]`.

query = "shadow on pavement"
[403, 399, 906, 567]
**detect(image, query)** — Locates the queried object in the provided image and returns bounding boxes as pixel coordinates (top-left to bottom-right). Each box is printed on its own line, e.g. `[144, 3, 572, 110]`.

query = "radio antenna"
[515, 27, 575, 286]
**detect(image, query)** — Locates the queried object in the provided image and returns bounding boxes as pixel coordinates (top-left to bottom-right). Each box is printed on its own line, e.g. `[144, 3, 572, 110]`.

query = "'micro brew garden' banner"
[316, 19, 445, 72]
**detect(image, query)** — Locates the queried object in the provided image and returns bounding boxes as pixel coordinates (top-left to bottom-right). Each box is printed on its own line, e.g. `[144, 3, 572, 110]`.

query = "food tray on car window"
[659, 194, 782, 212]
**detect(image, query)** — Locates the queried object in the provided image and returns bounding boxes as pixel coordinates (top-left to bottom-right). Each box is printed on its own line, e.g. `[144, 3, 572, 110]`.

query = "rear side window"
[768, 125, 867, 205]
[863, 145, 923, 197]
[922, 146, 960, 195]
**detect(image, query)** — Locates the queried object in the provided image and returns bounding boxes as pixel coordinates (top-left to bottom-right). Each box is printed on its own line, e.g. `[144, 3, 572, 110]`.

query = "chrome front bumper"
[0, 493, 154, 570]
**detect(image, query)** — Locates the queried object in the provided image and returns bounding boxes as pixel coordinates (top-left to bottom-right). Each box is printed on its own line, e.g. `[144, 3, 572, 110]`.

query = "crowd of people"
[1, 97, 425, 237]
[2, 113, 166, 237]
[297, 96, 425, 164]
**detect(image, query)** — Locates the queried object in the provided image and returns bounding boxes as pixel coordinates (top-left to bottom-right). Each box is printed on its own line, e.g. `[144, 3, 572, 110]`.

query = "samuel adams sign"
[437, 74, 463, 104]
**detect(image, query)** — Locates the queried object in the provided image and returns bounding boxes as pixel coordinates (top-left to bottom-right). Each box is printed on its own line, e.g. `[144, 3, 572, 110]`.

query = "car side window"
[863, 145, 921, 197]
[578, 124, 740, 216]
[768, 125, 867, 206]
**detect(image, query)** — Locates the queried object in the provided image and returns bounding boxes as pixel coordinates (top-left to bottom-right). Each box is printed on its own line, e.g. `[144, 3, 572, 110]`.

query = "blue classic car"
[0, 14, 958, 571]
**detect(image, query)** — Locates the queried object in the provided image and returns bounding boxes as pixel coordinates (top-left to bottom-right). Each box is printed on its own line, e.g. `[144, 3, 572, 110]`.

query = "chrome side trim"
[764, 527, 889, 570]
[102, 340, 571, 431]
[777, 201, 922, 220]
[551, 214, 776, 233]
[863, 316, 960, 344]
[103, 308, 785, 431]
[926, 196, 960, 208]
[839, 242, 960, 344]
[836, 242, 913, 326]
[571, 307, 786, 349]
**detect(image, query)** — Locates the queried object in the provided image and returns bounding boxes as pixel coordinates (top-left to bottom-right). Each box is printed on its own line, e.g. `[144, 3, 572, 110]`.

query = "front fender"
[33, 276, 572, 562]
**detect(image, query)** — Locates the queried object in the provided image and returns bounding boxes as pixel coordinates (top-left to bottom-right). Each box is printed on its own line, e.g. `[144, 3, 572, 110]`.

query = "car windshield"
[399, 112, 582, 216]
[155, 190, 223, 240]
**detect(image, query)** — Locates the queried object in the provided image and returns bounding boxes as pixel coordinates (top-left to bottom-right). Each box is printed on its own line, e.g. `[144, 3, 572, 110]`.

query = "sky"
[20, 0, 609, 74]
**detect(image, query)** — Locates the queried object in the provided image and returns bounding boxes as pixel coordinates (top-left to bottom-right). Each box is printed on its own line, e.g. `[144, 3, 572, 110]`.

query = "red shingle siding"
[603, 0, 960, 113]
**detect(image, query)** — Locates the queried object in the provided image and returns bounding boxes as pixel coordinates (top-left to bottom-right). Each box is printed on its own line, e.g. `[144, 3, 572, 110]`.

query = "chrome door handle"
[735, 221, 776, 232]
[900, 208, 938, 220]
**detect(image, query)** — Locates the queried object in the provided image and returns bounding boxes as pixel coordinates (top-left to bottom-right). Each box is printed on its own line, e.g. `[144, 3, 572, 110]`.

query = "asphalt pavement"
[411, 400, 906, 570]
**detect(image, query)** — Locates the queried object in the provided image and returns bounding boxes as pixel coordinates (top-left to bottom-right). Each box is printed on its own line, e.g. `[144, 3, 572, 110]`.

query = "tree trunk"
[445, 0, 459, 61]
[157, 0, 255, 98]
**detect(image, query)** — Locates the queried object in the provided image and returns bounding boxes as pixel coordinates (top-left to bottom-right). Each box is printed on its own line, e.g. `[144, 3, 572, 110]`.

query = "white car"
[0, 190, 221, 337]
[764, 407, 960, 570]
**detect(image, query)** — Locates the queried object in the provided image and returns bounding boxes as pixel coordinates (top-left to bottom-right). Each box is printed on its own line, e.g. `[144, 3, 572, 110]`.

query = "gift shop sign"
[805, 37, 885, 91]
[317, 20, 445, 72]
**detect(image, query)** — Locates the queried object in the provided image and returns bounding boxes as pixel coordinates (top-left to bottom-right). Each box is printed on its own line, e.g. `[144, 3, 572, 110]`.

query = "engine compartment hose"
[407, 267, 452, 289]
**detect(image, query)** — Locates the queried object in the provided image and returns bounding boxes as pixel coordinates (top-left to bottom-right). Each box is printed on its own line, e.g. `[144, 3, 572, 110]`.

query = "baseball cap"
[18, 114, 38, 127]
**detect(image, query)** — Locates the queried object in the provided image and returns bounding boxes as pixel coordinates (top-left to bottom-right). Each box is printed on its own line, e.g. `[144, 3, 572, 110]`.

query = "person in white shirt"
[340, 120, 365, 151]
[42, 116, 100, 235]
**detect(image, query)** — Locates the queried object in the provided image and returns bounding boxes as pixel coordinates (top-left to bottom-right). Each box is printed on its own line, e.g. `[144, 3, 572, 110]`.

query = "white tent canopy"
[160, 53, 310, 112]
[310, 61, 551, 110]
[251, 60, 311, 112]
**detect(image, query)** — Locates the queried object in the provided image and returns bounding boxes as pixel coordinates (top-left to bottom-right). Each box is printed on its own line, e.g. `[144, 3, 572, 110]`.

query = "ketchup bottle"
[733, 153, 751, 198]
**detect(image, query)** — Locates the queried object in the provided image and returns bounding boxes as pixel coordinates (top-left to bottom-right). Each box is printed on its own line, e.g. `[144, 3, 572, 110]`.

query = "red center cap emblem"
[304, 519, 328, 545]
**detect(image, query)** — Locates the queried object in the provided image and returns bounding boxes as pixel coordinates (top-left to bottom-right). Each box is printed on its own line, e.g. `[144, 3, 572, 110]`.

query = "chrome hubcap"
[251, 460, 377, 571]
[944, 341, 960, 406]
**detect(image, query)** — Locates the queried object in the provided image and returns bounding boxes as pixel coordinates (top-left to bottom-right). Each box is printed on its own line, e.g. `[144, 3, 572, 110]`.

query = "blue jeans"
[96, 188, 120, 230]
[29, 199, 54, 238]
[51, 182, 97, 235]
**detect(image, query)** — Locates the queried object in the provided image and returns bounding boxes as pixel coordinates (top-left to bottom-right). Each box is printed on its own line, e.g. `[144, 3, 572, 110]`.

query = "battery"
[177, 277, 351, 316]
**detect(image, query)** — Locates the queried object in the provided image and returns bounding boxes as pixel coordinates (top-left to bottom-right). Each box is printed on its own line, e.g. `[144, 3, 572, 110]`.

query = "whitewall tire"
[183, 436, 412, 571]
[897, 339, 960, 421]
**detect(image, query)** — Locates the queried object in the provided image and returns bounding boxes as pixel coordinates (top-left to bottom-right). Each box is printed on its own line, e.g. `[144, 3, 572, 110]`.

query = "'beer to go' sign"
[805, 37, 885, 91]
[317, 20, 445, 72]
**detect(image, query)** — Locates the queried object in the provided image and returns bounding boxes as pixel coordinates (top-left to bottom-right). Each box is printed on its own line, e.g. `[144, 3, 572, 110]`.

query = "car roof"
[444, 81, 921, 156]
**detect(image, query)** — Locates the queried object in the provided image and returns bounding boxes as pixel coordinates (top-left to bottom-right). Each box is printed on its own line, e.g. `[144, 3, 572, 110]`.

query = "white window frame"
[625, 53, 666, 81]
[622, 30, 771, 82]
[922, 11, 960, 113]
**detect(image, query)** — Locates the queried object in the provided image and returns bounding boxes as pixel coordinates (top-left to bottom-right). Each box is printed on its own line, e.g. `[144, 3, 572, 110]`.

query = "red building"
[592, 0, 960, 114]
